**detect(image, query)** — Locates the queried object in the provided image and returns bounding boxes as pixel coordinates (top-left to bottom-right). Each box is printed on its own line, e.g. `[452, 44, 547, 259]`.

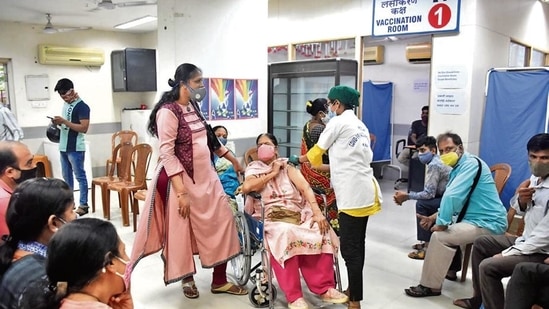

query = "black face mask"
[13, 167, 38, 184]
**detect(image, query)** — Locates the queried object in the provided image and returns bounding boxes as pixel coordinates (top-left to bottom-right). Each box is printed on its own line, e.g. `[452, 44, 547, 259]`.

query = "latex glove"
[288, 154, 300, 166]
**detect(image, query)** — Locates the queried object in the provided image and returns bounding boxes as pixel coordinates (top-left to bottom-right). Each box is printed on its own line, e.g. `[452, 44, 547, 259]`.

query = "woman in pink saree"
[127, 63, 247, 299]
[242, 133, 348, 309]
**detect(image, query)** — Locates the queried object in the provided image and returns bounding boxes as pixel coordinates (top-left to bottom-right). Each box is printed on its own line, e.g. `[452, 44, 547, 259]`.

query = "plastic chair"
[106, 143, 152, 228]
[32, 155, 52, 177]
[106, 130, 138, 175]
[131, 189, 148, 232]
[460, 163, 512, 282]
[381, 138, 406, 183]
[91, 141, 134, 217]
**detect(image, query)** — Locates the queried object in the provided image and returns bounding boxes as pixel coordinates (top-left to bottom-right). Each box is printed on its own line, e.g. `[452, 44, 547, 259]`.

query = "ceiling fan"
[42, 13, 91, 34]
[91, 0, 157, 10]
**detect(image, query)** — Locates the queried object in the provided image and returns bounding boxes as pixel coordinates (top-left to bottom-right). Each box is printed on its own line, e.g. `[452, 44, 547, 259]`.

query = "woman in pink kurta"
[127, 63, 247, 299]
[242, 133, 348, 309]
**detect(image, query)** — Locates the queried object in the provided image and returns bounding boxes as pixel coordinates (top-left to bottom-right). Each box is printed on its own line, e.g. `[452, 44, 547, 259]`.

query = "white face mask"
[113, 255, 130, 291]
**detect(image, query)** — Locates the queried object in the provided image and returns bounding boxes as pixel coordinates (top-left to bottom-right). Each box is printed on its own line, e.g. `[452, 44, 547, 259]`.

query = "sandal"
[453, 297, 482, 309]
[404, 284, 441, 297]
[211, 282, 248, 295]
[182, 281, 199, 299]
[348, 301, 361, 309]
[408, 249, 425, 260]
[412, 243, 425, 250]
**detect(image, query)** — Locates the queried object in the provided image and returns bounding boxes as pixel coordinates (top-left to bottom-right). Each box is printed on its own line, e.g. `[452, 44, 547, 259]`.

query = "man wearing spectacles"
[53, 78, 90, 216]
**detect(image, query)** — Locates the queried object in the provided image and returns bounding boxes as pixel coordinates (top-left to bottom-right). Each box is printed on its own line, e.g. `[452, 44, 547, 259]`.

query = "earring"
[102, 268, 106, 273]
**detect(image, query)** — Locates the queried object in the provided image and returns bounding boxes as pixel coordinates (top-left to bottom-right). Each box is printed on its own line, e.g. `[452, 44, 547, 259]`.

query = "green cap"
[327, 85, 360, 107]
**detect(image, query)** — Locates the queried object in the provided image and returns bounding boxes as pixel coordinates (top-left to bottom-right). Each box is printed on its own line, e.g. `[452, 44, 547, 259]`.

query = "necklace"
[187, 105, 191, 112]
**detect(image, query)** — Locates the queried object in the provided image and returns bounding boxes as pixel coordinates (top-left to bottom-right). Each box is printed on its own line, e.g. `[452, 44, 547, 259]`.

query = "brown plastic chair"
[461, 163, 512, 282]
[91, 141, 134, 217]
[106, 130, 138, 175]
[106, 143, 152, 228]
[244, 146, 258, 166]
[131, 189, 148, 232]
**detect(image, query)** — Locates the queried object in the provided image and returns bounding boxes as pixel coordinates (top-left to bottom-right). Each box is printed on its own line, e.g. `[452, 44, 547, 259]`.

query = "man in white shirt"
[0, 104, 23, 141]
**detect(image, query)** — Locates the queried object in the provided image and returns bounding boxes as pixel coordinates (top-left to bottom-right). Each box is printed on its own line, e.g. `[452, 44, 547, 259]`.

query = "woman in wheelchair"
[242, 133, 348, 309]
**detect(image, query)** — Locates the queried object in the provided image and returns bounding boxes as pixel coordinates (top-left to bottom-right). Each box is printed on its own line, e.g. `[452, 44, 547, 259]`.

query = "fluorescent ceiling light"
[114, 15, 157, 30]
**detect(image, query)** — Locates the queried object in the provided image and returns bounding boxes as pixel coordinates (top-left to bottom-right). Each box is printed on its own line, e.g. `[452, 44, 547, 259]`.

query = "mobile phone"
[47, 116, 54, 119]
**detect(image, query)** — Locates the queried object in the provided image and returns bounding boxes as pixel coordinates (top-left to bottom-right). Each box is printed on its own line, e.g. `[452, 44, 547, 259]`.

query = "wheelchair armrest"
[248, 191, 262, 200]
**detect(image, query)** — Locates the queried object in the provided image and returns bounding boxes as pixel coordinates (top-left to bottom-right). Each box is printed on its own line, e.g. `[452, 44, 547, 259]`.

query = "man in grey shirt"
[0, 103, 23, 141]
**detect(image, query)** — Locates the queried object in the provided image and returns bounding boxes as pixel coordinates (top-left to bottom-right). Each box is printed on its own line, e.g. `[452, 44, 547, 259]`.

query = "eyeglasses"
[328, 100, 338, 106]
[58, 89, 72, 96]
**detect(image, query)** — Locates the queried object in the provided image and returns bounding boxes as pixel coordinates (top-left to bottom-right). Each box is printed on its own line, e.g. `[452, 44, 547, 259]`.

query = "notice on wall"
[413, 79, 430, 92]
[372, 0, 461, 37]
[434, 90, 466, 114]
[435, 66, 468, 89]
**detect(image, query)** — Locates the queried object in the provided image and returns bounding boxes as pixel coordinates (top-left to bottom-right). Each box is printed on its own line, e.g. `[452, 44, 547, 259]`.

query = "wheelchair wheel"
[249, 283, 277, 308]
[230, 211, 251, 286]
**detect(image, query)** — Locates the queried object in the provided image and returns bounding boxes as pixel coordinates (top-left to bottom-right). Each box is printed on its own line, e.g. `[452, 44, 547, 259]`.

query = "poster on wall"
[200, 78, 210, 120]
[235, 79, 258, 119]
[210, 78, 234, 120]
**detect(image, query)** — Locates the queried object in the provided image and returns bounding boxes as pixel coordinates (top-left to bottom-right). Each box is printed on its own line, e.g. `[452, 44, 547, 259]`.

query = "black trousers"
[505, 262, 549, 309]
[339, 212, 369, 301]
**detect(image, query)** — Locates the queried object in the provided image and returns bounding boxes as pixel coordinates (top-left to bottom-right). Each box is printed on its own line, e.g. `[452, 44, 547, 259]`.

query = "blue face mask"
[218, 137, 227, 145]
[327, 109, 337, 120]
[418, 151, 434, 165]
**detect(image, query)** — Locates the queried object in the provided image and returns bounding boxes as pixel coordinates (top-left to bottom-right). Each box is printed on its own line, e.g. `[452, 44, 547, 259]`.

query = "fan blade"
[57, 27, 92, 32]
[116, 1, 156, 8]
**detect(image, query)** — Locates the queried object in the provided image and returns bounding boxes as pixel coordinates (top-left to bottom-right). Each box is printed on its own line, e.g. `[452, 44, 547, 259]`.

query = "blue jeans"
[60, 151, 88, 207]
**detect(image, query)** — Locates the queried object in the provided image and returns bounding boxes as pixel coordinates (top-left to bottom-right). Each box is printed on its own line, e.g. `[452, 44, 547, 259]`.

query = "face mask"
[257, 144, 276, 162]
[440, 152, 459, 167]
[327, 109, 337, 119]
[418, 151, 434, 165]
[186, 85, 207, 102]
[321, 112, 331, 124]
[218, 137, 228, 145]
[13, 167, 37, 184]
[529, 161, 549, 177]
[113, 255, 129, 291]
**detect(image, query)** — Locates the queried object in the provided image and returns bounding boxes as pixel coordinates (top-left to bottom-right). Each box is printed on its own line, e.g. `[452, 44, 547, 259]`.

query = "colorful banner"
[199, 78, 210, 120]
[210, 78, 235, 120]
[235, 79, 258, 119]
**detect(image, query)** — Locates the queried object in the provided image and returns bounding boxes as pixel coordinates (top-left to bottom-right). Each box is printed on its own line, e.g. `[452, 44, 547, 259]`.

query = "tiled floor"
[84, 178, 475, 309]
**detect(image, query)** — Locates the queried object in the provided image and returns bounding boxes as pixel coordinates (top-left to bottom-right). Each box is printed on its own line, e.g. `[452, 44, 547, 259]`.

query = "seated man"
[242, 133, 347, 309]
[454, 133, 549, 309]
[397, 105, 428, 166]
[394, 136, 451, 260]
[504, 259, 549, 309]
[404, 132, 508, 299]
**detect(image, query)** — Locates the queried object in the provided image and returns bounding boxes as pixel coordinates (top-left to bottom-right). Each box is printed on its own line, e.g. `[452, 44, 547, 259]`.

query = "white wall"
[157, 0, 268, 140]
[0, 20, 157, 170]
[268, 0, 549, 154]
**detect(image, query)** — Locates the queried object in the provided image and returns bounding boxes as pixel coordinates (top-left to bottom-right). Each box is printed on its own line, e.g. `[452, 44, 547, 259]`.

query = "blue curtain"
[362, 81, 393, 162]
[480, 70, 549, 206]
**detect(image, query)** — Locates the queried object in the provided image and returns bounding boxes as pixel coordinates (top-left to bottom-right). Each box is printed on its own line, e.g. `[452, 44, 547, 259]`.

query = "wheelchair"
[230, 188, 342, 308]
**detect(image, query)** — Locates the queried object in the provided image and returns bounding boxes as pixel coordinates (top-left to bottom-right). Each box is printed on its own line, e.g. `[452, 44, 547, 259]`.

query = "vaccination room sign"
[372, 0, 461, 36]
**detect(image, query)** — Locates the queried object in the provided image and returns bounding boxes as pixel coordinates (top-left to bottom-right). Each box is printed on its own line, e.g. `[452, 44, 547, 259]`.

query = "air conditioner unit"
[363, 46, 384, 65]
[38, 44, 105, 66]
[406, 42, 432, 63]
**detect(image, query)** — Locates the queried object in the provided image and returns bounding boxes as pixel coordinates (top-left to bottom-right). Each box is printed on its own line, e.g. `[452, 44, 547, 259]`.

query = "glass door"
[273, 75, 335, 158]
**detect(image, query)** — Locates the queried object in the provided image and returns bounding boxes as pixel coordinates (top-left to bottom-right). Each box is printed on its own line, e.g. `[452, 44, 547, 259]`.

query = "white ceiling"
[0, 0, 158, 33]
